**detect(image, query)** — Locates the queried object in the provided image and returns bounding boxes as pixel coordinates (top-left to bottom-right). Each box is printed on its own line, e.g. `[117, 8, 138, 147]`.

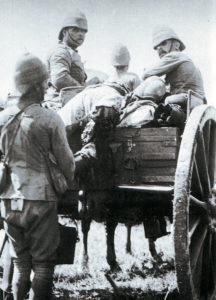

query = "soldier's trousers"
[1, 200, 60, 300]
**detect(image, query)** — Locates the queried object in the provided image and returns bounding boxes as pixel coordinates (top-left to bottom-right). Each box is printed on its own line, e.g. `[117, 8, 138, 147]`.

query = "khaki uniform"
[0, 104, 75, 202]
[0, 104, 75, 299]
[1, 51, 75, 299]
[58, 84, 126, 192]
[58, 84, 124, 127]
[47, 42, 87, 91]
[143, 51, 205, 97]
[106, 71, 141, 91]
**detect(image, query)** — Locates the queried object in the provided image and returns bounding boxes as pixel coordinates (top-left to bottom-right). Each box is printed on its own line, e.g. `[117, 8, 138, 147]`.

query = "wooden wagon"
[104, 90, 216, 300]
[60, 89, 216, 300]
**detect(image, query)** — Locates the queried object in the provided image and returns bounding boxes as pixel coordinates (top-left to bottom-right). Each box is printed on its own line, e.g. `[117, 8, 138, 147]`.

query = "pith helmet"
[134, 76, 166, 102]
[14, 53, 48, 94]
[111, 44, 131, 66]
[58, 9, 88, 40]
[152, 25, 185, 51]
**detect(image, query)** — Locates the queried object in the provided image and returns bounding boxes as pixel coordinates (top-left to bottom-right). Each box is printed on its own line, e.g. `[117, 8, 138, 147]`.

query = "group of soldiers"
[0, 7, 205, 300]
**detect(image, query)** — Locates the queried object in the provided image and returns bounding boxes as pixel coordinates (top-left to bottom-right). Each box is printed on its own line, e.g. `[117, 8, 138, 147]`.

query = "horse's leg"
[148, 237, 157, 258]
[126, 223, 132, 254]
[79, 192, 91, 269]
[81, 215, 91, 268]
[106, 220, 120, 271]
[143, 223, 162, 262]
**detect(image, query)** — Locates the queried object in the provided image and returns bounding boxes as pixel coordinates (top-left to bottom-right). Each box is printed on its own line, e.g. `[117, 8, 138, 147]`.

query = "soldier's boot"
[12, 259, 31, 300]
[29, 263, 54, 300]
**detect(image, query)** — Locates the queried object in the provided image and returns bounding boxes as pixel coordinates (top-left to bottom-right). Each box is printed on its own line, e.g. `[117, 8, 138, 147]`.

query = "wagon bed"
[108, 104, 216, 300]
[108, 126, 179, 194]
[63, 89, 216, 300]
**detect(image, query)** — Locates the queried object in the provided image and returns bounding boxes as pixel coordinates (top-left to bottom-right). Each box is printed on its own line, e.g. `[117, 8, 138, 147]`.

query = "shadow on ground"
[54, 287, 180, 299]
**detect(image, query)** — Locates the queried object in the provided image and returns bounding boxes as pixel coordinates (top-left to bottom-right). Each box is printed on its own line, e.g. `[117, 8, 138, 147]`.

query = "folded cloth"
[118, 98, 157, 128]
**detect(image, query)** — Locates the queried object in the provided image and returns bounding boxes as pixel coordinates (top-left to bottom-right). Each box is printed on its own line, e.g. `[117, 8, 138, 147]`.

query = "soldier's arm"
[49, 50, 81, 90]
[142, 53, 186, 80]
[50, 114, 76, 188]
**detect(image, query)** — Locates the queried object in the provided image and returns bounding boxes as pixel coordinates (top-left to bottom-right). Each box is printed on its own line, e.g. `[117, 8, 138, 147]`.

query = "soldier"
[106, 43, 140, 91]
[46, 9, 100, 106]
[142, 25, 205, 108]
[0, 53, 75, 300]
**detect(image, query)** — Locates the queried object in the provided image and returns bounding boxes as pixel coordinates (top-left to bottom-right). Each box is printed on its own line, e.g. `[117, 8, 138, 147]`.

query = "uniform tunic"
[0, 103, 75, 260]
[47, 42, 87, 91]
[142, 51, 205, 97]
[0, 104, 75, 202]
[106, 71, 141, 91]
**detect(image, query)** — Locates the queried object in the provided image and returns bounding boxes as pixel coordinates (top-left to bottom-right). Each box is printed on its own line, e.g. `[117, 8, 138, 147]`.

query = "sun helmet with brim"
[152, 25, 185, 51]
[14, 53, 48, 94]
[58, 10, 88, 40]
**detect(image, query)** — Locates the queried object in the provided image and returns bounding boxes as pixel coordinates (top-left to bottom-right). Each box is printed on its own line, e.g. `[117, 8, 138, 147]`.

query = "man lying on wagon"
[57, 77, 167, 234]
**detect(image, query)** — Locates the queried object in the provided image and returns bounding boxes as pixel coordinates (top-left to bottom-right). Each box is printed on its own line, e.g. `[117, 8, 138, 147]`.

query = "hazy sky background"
[0, 0, 215, 104]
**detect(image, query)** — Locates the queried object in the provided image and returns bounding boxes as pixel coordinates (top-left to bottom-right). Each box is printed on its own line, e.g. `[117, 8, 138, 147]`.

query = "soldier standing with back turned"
[0, 53, 75, 300]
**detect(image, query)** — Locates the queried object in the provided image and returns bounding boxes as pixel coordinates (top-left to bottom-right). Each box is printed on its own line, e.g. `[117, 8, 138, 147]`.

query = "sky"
[0, 0, 215, 104]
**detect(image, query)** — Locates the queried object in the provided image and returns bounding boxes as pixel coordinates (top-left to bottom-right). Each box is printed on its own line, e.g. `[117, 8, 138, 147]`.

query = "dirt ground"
[53, 219, 179, 299]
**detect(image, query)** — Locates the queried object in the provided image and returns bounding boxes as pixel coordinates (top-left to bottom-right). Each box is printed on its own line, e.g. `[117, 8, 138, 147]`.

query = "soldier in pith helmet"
[142, 25, 205, 108]
[106, 43, 140, 91]
[46, 9, 100, 106]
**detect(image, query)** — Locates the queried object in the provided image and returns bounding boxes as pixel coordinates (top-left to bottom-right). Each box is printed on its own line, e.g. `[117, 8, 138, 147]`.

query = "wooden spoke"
[196, 130, 212, 197]
[190, 224, 207, 273]
[210, 233, 216, 287]
[189, 215, 201, 239]
[203, 121, 211, 167]
[208, 124, 216, 187]
[200, 232, 212, 297]
[192, 240, 204, 297]
[190, 195, 208, 211]
[192, 158, 204, 198]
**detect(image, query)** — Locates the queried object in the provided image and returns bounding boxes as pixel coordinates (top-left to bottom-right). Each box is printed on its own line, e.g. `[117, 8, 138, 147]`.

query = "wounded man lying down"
[58, 78, 185, 184]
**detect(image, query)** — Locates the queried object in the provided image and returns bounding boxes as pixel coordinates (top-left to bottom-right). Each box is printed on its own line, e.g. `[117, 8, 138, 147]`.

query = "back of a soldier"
[0, 53, 76, 300]
[107, 72, 140, 91]
[0, 103, 67, 202]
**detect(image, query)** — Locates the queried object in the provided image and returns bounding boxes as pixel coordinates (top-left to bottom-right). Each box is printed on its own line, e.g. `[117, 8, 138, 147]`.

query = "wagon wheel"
[174, 105, 216, 300]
